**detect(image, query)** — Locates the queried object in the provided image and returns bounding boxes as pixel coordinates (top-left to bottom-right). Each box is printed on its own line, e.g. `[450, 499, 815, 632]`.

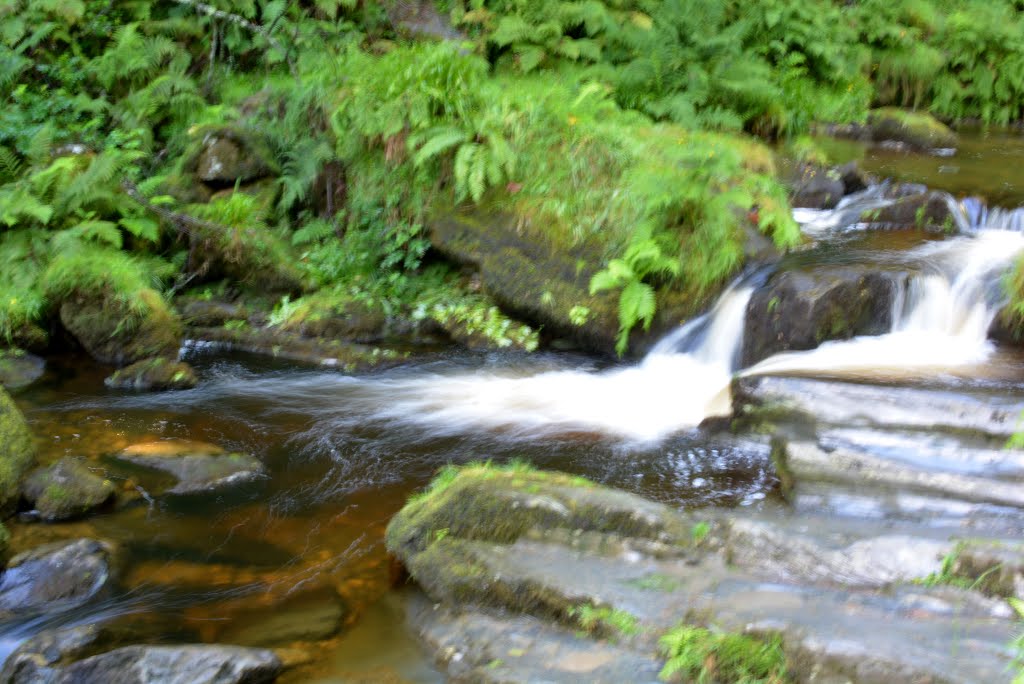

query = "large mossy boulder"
[742, 265, 903, 366]
[427, 212, 710, 356]
[60, 289, 183, 367]
[386, 462, 694, 614]
[0, 386, 36, 516]
[867, 108, 958, 151]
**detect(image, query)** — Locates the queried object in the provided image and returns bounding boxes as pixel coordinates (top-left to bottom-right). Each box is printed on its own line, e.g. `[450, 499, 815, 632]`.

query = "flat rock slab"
[115, 440, 265, 495]
[734, 375, 1024, 438]
[0, 539, 114, 618]
[31, 645, 281, 684]
[780, 440, 1024, 509]
[408, 592, 663, 684]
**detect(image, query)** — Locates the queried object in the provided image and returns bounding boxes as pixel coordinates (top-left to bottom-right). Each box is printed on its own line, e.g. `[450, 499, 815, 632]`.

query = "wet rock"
[184, 326, 406, 370]
[104, 358, 198, 391]
[59, 289, 182, 367]
[836, 161, 870, 196]
[408, 592, 663, 684]
[867, 108, 958, 151]
[954, 539, 1024, 599]
[54, 645, 281, 684]
[218, 586, 345, 646]
[774, 440, 1024, 509]
[389, 465, 1017, 684]
[732, 375, 1024, 438]
[1, 624, 104, 682]
[0, 350, 45, 391]
[114, 441, 265, 496]
[859, 191, 964, 232]
[741, 266, 901, 366]
[0, 539, 114, 617]
[179, 301, 249, 328]
[0, 385, 36, 516]
[190, 129, 274, 185]
[786, 163, 845, 209]
[427, 211, 712, 357]
[278, 297, 387, 345]
[22, 458, 116, 521]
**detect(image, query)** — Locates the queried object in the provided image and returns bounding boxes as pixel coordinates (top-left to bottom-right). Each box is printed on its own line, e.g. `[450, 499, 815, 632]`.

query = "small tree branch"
[121, 179, 227, 238]
[169, 0, 298, 79]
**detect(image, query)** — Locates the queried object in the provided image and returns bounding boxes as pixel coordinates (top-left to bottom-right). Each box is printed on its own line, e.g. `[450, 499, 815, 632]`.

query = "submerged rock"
[0, 539, 115, 618]
[867, 108, 958, 151]
[22, 458, 116, 522]
[0, 350, 45, 391]
[218, 586, 345, 647]
[41, 645, 280, 684]
[742, 266, 901, 366]
[104, 358, 198, 391]
[114, 440, 265, 496]
[0, 385, 36, 516]
[59, 289, 182, 367]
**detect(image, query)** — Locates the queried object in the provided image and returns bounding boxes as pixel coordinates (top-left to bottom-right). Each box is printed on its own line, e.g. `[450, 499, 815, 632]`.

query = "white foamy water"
[747, 229, 1024, 376]
[310, 193, 1024, 443]
[356, 285, 754, 443]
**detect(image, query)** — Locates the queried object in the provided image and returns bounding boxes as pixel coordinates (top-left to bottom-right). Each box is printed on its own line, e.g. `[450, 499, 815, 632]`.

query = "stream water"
[5, 130, 1024, 681]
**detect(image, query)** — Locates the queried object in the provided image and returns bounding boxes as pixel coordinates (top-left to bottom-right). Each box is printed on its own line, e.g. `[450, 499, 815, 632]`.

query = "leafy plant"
[659, 624, 789, 683]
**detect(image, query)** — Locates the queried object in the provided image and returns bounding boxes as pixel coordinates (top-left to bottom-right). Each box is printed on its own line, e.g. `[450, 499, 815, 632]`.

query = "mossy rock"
[182, 126, 278, 186]
[104, 358, 197, 391]
[427, 211, 711, 357]
[59, 289, 182, 367]
[0, 349, 45, 391]
[22, 458, 116, 522]
[386, 462, 694, 614]
[0, 386, 37, 517]
[867, 108, 958, 151]
[859, 191, 963, 232]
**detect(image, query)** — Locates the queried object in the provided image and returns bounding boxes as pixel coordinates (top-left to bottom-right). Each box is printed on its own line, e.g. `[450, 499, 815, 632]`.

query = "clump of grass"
[570, 604, 641, 638]
[659, 624, 788, 683]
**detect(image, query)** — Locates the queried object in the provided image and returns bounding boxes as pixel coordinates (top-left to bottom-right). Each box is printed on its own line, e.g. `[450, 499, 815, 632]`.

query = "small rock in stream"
[22, 458, 116, 521]
[0, 350, 45, 391]
[114, 440, 265, 496]
[0, 538, 115, 618]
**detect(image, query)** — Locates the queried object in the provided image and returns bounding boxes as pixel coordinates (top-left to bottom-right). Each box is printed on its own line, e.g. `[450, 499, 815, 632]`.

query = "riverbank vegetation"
[3, 0, 1024, 354]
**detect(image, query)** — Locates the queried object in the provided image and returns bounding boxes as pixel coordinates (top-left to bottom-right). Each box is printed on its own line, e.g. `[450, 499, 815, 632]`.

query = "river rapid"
[5, 131, 1024, 682]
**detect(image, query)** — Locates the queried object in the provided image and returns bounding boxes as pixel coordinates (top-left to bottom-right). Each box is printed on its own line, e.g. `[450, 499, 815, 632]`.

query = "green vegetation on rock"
[3, 0, 1024, 356]
[658, 624, 789, 683]
[0, 385, 36, 515]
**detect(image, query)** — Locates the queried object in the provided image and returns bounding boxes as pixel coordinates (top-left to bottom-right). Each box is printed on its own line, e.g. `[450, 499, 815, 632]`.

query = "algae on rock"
[0, 385, 36, 516]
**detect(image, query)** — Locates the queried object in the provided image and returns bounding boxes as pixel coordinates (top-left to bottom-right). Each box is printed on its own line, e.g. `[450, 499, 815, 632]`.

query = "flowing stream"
[5, 131, 1024, 681]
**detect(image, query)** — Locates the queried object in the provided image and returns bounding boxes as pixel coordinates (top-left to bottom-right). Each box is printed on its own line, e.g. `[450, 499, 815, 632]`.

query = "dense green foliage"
[2, 0, 1024, 351]
[658, 623, 788, 683]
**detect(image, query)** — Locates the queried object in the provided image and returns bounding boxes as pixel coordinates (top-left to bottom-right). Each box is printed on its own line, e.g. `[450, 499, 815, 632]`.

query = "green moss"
[0, 386, 36, 515]
[659, 623, 789, 683]
[569, 605, 641, 639]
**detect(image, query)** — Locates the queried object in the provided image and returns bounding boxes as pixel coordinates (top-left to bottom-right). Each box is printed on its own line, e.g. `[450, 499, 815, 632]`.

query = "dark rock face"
[741, 266, 902, 366]
[22, 458, 116, 521]
[428, 211, 711, 357]
[0, 385, 36, 516]
[859, 191, 963, 232]
[114, 441, 265, 496]
[0, 350, 45, 391]
[0, 539, 115, 618]
[836, 161, 870, 196]
[786, 163, 845, 209]
[59, 289, 182, 367]
[16, 645, 281, 684]
[104, 358, 198, 391]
